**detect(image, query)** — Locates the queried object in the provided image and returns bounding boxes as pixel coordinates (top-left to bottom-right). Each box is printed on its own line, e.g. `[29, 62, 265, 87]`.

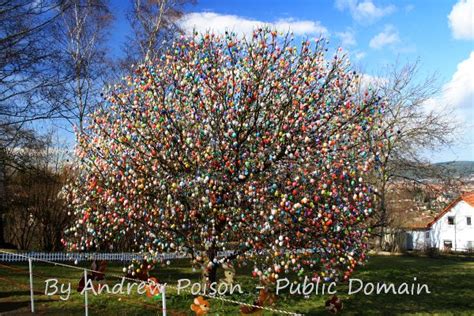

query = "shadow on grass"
[0, 291, 30, 299]
[0, 299, 52, 313]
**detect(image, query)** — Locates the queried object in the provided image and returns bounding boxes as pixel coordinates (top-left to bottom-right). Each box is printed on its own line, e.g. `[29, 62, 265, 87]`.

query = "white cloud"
[358, 74, 387, 91]
[178, 12, 327, 37]
[441, 51, 474, 111]
[335, 0, 395, 24]
[423, 52, 474, 151]
[422, 51, 473, 112]
[273, 19, 327, 35]
[354, 51, 366, 60]
[448, 0, 474, 40]
[336, 30, 356, 47]
[369, 25, 400, 49]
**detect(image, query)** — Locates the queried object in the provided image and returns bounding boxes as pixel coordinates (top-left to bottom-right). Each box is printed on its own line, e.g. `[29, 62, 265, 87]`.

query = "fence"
[0, 250, 235, 262]
[0, 250, 301, 315]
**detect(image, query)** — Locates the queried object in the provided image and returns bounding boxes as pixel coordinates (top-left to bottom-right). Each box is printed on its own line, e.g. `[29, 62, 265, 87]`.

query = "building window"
[467, 217, 472, 226]
[448, 216, 455, 225]
[443, 240, 452, 250]
[425, 231, 430, 238]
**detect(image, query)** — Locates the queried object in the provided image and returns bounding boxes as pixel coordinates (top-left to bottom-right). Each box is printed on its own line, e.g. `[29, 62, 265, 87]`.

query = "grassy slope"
[0, 255, 473, 315]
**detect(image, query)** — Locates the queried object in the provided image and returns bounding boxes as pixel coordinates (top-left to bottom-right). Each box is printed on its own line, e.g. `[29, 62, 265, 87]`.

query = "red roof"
[426, 192, 474, 228]
[463, 192, 474, 208]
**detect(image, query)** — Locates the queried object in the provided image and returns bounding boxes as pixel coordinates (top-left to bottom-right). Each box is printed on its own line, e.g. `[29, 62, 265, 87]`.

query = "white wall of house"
[429, 201, 474, 251]
[405, 229, 429, 250]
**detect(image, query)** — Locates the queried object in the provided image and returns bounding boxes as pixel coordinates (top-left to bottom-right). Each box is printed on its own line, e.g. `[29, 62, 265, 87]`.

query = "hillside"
[434, 161, 474, 178]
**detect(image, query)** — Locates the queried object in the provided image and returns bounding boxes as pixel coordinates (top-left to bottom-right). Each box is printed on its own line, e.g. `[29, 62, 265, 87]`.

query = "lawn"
[0, 255, 473, 315]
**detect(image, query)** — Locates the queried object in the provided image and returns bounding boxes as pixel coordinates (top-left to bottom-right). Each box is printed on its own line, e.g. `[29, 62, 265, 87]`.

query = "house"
[403, 192, 474, 252]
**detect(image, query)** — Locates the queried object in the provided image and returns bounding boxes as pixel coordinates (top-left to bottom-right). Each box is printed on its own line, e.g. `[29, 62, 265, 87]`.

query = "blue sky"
[177, 0, 472, 76]
[101, 1, 474, 162]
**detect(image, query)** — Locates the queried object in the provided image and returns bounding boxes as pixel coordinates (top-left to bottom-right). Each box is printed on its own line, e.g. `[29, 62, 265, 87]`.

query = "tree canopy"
[63, 29, 384, 283]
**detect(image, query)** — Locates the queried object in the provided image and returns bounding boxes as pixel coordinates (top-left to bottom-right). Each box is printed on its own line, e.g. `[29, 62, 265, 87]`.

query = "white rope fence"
[0, 250, 303, 315]
[0, 251, 235, 262]
[0, 249, 315, 262]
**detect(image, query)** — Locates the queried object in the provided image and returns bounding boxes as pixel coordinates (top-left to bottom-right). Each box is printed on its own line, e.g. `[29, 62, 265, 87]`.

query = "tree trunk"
[0, 214, 5, 246]
[206, 246, 218, 285]
[0, 154, 7, 246]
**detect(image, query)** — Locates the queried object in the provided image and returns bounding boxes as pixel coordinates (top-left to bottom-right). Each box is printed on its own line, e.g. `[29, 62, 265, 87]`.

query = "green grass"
[0, 255, 473, 315]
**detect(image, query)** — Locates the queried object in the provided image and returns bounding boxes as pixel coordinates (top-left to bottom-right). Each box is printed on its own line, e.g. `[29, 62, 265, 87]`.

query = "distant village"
[380, 167, 474, 253]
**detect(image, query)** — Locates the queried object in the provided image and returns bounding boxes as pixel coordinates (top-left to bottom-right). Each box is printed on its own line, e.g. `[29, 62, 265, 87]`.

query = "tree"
[3, 132, 69, 250]
[63, 29, 384, 285]
[0, 0, 66, 130]
[51, 0, 113, 133]
[0, 124, 48, 247]
[33, 168, 69, 251]
[122, 0, 191, 68]
[30, 139, 70, 252]
[360, 62, 459, 249]
[1, 126, 46, 249]
[0, 0, 67, 246]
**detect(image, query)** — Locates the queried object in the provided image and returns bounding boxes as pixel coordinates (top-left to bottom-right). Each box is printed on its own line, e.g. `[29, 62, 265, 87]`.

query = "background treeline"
[0, 0, 464, 251]
[2, 136, 69, 250]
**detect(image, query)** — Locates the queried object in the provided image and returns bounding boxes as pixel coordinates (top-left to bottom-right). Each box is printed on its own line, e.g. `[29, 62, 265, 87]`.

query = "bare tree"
[0, 0, 112, 248]
[6, 170, 41, 250]
[3, 132, 69, 250]
[1, 126, 46, 248]
[122, 0, 191, 68]
[34, 167, 69, 251]
[360, 61, 460, 249]
[0, 0, 67, 130]
[0, 0, 71, 246]
[51, 0, 113, 133]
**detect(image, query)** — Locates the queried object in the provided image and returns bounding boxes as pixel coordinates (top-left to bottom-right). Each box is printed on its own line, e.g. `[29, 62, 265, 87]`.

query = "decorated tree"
[63, 29, 384, 286]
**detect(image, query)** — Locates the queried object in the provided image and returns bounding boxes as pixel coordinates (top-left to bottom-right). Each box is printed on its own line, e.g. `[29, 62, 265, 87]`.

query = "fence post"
[161, 284, 167, 316]
[28, 258, 35, 313]
[84, 269, 89, 316]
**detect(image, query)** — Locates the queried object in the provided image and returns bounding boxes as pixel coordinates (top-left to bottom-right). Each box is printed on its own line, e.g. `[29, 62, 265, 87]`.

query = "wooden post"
[28, 258, 34, 313]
